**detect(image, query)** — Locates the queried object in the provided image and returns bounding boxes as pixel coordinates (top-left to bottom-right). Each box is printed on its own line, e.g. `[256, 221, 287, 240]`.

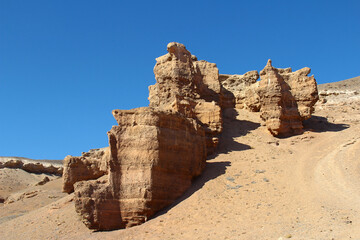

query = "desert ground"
[0, 76, 359, 240]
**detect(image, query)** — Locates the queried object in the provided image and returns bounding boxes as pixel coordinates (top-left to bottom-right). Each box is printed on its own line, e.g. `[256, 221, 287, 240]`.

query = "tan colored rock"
[243, 81, 261, 112]
[280, 67, 319, 119]
[256, 59, 318, 136]
[0, 157, 63, 175]
[35, 176, 50, 186]
[219, 70, 259, 109]
[62, 147, 109, 193]
[149, 42, 223, 154]
[193, 60, 222, 103]
[74, 107, 206, 230]
[194, 102, 222, 151]
[65, 44, 319, 232]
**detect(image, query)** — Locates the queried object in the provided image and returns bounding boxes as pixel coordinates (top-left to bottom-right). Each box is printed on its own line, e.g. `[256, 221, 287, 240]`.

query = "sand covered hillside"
[0, 76, 360, 240]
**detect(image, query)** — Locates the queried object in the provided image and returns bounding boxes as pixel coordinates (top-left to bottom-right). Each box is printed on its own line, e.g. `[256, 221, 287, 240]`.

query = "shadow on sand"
[152, 108, 260, 219]
[216, 108, 260, 154]
[303, 115, 350, 133]
[152, 160, 231, 219]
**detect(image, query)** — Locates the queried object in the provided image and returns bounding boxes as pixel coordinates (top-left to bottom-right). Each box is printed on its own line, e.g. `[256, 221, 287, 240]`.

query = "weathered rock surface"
[64, 43, 319, 231]
[219, 70, 260, 109]
[74, 107, 206, 230]
[149, 42, 223, 154]
[62, 147, 109, 193]
[255, 59, 318, 136]
[0, 157, 63, 175]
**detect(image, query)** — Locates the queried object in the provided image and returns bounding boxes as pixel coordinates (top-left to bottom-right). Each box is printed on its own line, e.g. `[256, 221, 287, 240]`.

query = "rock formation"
[63, 43, 319, 231]
[65, 43, 217, 230]
[0, 157, 63, 176]
[219, 70, 260, 109]
[149, 42, 223, 154]
[62, 147, 109, 193]
[254, 59, 318, 136]
[73, 108, 206, 230]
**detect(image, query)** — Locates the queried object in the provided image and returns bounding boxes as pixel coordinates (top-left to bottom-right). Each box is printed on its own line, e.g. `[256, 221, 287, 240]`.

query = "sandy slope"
[0, 77, 359, 240]
[0, 168, 61, 203]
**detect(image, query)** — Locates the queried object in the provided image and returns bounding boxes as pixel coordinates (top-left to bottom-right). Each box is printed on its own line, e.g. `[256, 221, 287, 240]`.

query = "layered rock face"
[73, 108, 206, 230]
[63, 43, 319, 231]
[62, 147, 109, 193]
[64, 42, 216, 231]
[255, 60, 318, 136]
[149, 42, 223, 154]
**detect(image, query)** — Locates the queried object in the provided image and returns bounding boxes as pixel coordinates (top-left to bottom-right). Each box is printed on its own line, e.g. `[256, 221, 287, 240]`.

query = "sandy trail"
[307, 132, 360, 211]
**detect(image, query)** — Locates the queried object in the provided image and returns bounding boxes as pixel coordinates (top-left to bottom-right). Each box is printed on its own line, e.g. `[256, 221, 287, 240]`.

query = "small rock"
[35, 176, 50, 186]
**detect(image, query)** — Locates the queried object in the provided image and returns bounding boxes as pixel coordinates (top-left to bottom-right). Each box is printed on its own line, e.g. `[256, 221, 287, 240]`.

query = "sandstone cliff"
[63, 43, 319, 231]
[73, 108, 206, 230]
[149, 42, 223, 154]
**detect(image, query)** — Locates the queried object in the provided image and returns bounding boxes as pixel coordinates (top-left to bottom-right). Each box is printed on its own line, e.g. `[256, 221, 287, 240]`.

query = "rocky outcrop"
[0, 157, 63, 175]
[255, 59, 318, 136]
[219, 60, 318, 136]
[63, 43, 216, 231]
[62, 147, 109, 193]
[219, 70, 260, 109]
[73, 108, 206, 230]
[64, 43, 319, 231]
[149, 42, 223, 154]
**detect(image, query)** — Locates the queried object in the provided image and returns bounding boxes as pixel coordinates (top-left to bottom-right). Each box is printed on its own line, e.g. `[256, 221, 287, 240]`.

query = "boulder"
[74, 107, 206, 230]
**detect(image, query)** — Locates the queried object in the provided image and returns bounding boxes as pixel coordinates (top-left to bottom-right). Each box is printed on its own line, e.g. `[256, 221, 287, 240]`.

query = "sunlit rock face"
[73, 108, 206, 230]
[62, 147, 109, 194]
[219, 70, 260, 110]
[149, 42, 223, 154]
[255, 59, 318, 136]
[219, 59, 318, 136]
[64, 43, 319, 231]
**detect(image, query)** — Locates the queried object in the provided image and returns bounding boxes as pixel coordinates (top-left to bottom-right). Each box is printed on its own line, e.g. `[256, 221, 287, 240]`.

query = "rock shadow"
[217, 108, 260, 154]
[151, 160, 231, 219]
[151, 108, 259, 221]
[303, 115, 349, 132]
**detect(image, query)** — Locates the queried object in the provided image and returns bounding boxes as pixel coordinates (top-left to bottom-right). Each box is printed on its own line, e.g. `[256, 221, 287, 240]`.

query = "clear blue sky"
[1, 0, 359, 159]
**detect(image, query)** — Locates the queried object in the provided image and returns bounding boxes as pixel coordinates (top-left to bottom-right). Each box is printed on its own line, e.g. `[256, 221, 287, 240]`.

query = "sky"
[1, 0, 359, 159]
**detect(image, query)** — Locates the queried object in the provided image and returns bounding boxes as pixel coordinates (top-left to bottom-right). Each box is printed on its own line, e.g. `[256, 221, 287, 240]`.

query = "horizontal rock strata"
[64, 43, 319, 231]
[73, 108, 206, 230]
[149, 42, 223, 155]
